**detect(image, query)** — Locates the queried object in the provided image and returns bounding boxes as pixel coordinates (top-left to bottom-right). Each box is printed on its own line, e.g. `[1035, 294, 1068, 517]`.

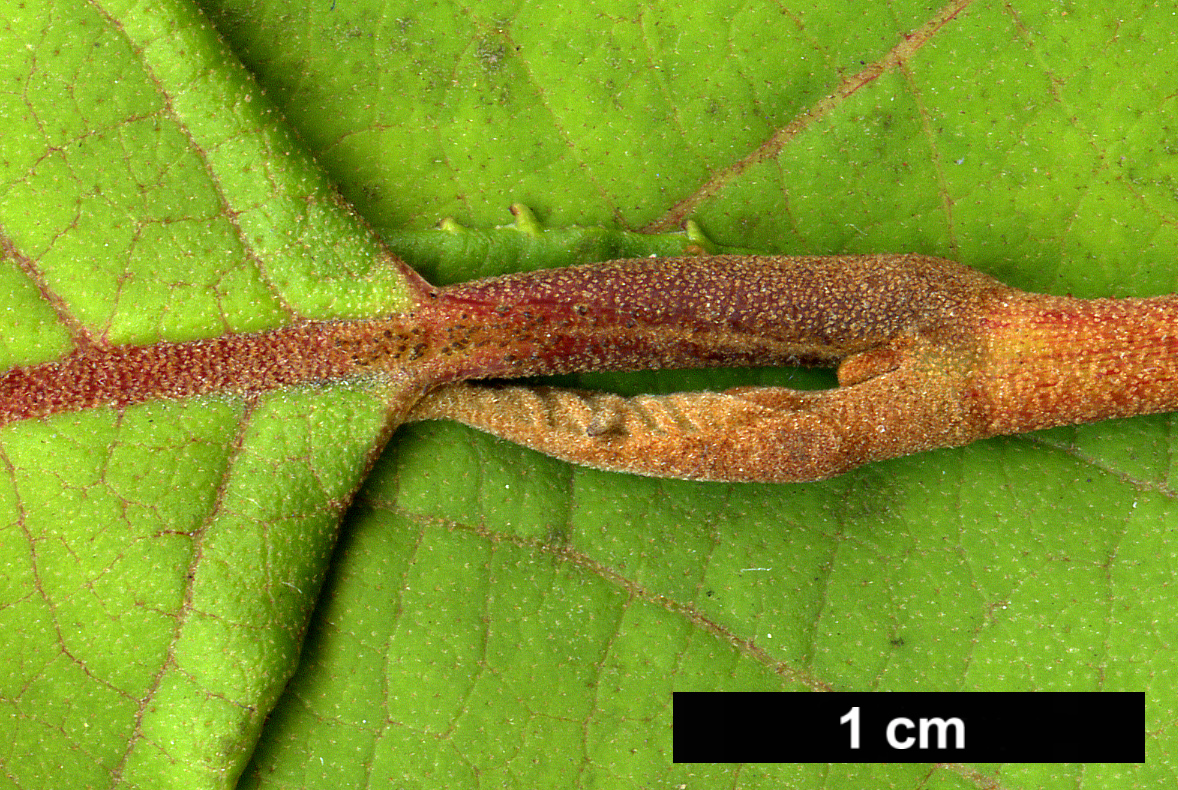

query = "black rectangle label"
[673, 692, 1144, 763]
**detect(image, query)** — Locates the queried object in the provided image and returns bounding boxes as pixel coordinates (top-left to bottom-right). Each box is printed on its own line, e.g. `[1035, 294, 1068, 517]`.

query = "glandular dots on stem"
[6, 250, 1175, 484]
[408, 254, 1178, 483]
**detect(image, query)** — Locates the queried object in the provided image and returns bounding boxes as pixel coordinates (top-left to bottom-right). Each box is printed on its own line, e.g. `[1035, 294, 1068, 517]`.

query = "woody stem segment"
[5, 253, 1177, 483]
[410, 256, 1178, 482]
[970, 293, 1178, 435]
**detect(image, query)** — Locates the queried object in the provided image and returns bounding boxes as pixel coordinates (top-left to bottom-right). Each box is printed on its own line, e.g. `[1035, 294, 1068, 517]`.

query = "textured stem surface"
[409, 256, 1178, 482]
[410, 253, 1008, 380]
[972, 294, 1178, 435]
[6, 253, 1178, 483]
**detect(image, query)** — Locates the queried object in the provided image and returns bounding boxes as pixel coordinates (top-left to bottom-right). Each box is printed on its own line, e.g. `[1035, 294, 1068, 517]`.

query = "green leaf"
[3, 1, 1177, 789]
[1, 0, 413, 785]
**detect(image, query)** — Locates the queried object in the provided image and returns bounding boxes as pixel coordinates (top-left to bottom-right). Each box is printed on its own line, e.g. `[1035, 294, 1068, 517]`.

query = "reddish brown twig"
[5, 253, 1177, 483]
[408, 255, 1178, 482]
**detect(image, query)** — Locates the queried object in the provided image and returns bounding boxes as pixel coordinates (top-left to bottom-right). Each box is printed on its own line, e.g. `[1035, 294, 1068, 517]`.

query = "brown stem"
[411, 253, 1009, 380]
[972, 293, 1178, 435]
[6, 253, 1178, 485]
[0, 321, 411, 425]
[0, 253, 996, 426]
[409, 257, 1178, 482]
